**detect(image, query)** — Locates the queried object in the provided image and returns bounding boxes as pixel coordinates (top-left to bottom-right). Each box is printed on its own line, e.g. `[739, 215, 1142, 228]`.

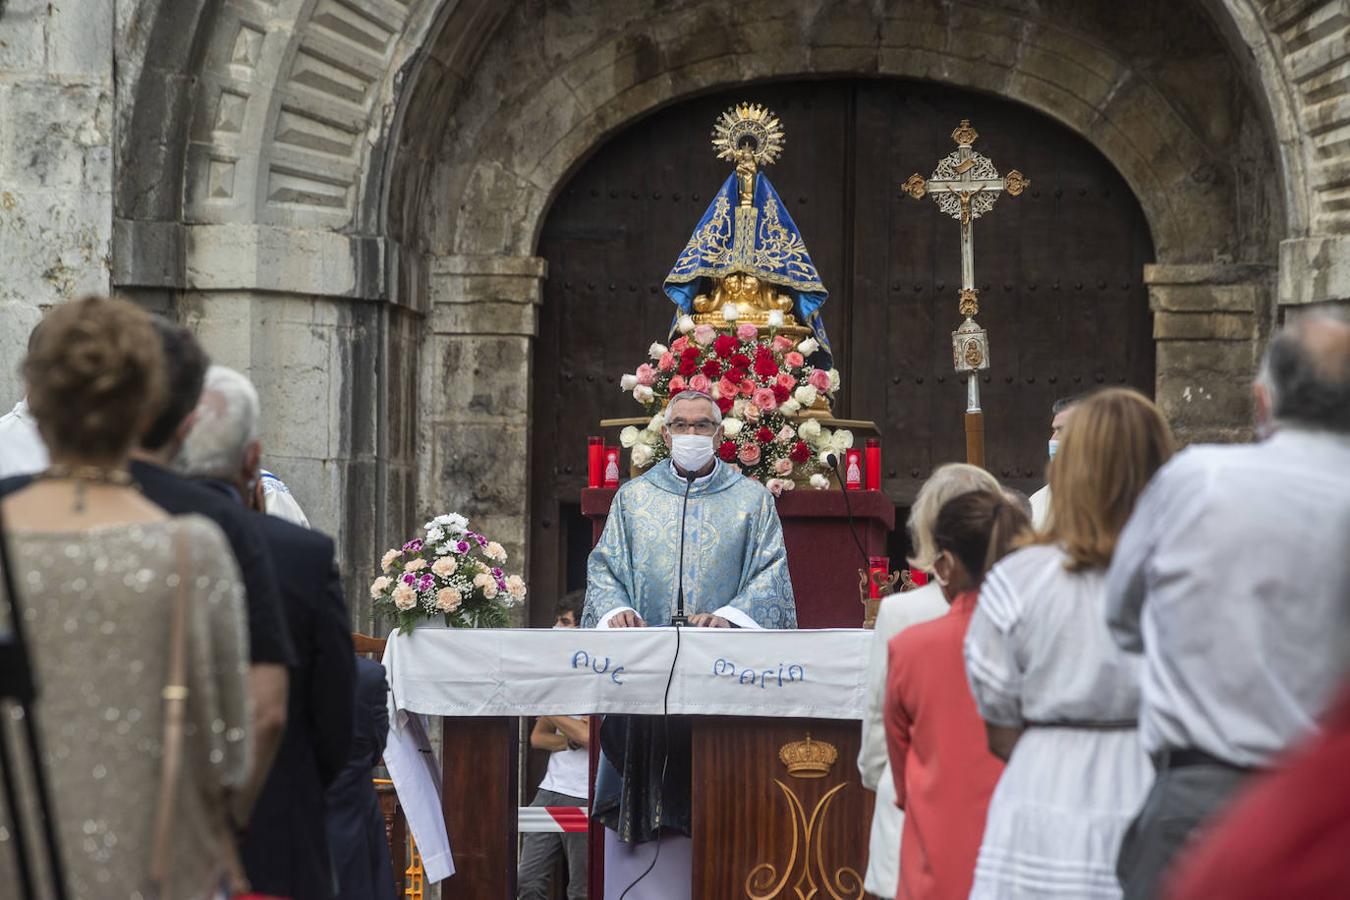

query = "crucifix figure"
[902, 119, 1028, 467]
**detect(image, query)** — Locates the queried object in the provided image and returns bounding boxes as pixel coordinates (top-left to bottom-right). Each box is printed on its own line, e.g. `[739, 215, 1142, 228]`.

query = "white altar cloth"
[381, 627, 871, 883]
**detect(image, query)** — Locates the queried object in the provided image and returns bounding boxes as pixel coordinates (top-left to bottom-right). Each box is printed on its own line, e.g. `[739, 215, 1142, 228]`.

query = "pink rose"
[739, 378, 756, 396]
[776, 372, 796, 392]
[777, 425, 795, 443]
[668, 375, 688, 393]
[772, 335, 795, 354]
[737, 443, 762, 466]
[743, 402, 761, 422]
[752, 387, 778, 411]
[784, 351, 805, 368]
[736, 323, 759, 341]
[636, 363, 657, 387]
[775, 457, 795, 476]
[717, 377, 740, 399]
[809, 369, 831, 392]
[766, 477, 786, 496]
[671, 336, 689, 353]
[657, 352, 676, 372]
[693, 324, 716, 346]
[689, 373, 712, 394]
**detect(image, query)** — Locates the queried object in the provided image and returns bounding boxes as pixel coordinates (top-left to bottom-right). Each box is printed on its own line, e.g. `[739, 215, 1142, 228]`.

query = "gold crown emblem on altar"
[778, 734, 838, 779]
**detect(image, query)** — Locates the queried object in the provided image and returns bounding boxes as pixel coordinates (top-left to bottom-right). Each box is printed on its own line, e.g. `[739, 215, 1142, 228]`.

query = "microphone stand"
[827, 453, 871, 575]
[670, 469, 697, 626]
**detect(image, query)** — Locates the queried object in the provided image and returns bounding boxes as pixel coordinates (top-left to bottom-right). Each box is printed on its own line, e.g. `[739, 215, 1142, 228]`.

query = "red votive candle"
[910, 570, 929, 586]
[603, 445, 621, 488]
[865, 438, 881, 491]
[587, 436, 604, 488]
[868, 556, 889, 599]
[844, 448, 863, 491]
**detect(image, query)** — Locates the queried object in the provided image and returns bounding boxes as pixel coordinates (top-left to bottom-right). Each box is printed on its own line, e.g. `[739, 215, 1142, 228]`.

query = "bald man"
[1106, 310, 1350, 899]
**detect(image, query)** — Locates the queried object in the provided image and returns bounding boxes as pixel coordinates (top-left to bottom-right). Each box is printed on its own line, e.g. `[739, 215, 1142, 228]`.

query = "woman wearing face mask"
[964, 389, 1174, 899]
[883, 490, 1031, 900]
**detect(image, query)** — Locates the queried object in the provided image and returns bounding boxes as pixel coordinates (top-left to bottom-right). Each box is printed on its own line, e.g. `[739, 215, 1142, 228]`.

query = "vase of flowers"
[617, 316, 853, 495]
[371, 513, 527, 633]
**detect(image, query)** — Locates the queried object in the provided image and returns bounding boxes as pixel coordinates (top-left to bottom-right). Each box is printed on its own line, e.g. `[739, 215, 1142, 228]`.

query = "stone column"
[422, 254, 547, 610]
[1147, 264, 1274, 446]
[1279, 236, 1350, 312]
[0, 0, 115, 403]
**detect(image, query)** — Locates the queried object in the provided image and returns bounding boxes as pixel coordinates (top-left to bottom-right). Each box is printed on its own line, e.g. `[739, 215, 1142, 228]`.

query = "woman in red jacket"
[884, 490, 1029, 899]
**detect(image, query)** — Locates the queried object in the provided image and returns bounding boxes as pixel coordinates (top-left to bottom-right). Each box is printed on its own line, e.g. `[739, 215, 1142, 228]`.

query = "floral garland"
[618, 315, 853, 494]
[370, 513, 527, 633]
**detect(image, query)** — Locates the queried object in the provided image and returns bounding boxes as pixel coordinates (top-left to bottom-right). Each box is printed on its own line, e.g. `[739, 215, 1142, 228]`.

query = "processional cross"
[902, 120, 1028, 467]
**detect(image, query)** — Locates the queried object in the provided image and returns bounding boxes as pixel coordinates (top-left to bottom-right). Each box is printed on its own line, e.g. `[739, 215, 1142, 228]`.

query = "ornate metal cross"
[902, 119, 1028, 466]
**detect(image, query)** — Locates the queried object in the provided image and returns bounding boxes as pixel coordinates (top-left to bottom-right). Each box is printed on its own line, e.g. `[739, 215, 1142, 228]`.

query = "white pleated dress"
[964, 545, 1153, 899]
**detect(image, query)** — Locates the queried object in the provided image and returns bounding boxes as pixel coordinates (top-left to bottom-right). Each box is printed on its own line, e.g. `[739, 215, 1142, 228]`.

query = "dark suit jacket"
[213, 484, 355, 900]
[0, 464, 295, 665]
[326, 658, 396, 900]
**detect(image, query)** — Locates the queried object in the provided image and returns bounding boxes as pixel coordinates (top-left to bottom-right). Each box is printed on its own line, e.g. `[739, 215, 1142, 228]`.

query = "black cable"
[618, 622, 682, 899]
[671, 472, 695, 626]
[827, 453, 870, 571]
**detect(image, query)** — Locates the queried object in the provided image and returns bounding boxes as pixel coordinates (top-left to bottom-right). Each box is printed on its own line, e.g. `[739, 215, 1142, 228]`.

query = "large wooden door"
[530, 79, 1154, 620]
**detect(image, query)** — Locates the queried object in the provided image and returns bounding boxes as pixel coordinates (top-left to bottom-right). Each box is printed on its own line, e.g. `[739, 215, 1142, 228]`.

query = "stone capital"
[1279, 236, 1350, 307]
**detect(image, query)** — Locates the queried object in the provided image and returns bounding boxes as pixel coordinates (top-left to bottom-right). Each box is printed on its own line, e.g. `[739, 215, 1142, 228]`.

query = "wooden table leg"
[441, 716, 518, 899]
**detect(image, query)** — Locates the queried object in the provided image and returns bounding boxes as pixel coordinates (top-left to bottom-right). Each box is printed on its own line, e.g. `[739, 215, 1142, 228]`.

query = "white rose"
[797, 337, 819, 355]
[648, 342, 668, 359]
[798, 418, 822, 445]
[793, 384, 818, 408]
[639, 428, 661, 446]
[780, 397, 801, 415]
[722, 303, 739, 322]
[732, 398, 748, 418]
[619, 426, 641, 448]
[633, 385, 654, 403]
[710, 383, 721, 400]
[810, 473, 830, 490]
[631, 443, 654, 468]
[830, 428, 855, 451]
[620, 374, 638, 391]
[722, 418, 743, 437]
[767, 310, 785, 328]
[818, 448, 836, 467]
[647, 412, 665, 433]
[677, 315, 696, 334]
[829, 368, 841, 391]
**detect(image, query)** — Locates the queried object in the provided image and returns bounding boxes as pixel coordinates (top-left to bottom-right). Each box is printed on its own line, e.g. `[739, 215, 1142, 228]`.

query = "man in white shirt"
[518, 591, 590, 900]
[1106, 310, 1350, 899]
[1027, 395, 1080, 529]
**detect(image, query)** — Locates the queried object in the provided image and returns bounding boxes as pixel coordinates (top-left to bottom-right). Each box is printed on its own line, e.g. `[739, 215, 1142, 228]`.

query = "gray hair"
[907, 462, 1002, 571]
[178, 365, 261, 479]
[1257, 309, 1350, 434]
[665, 389, 722, 424]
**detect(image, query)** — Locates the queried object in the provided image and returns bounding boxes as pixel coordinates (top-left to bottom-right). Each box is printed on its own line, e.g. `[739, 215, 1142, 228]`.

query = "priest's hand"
[609, 609, 647, 628]
[689, 613, 731, 628]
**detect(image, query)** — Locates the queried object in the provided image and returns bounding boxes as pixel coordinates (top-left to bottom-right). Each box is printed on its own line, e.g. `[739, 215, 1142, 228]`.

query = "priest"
[584, 389, 796, 897]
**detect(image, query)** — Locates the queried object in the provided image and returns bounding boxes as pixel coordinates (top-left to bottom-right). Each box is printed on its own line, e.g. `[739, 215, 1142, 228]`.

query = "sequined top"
[0, 515, 251, 899]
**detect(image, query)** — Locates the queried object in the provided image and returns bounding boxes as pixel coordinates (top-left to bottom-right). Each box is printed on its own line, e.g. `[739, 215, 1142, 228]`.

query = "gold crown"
[778, 734, 838, 779]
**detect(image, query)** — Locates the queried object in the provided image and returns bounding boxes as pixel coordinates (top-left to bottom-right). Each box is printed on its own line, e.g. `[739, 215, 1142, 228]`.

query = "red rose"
[678, 358, 699, 377]
[718, 440, 739, 462]
[730, 353, 752, 370]
[772, 383, 791, 403]
[681, 346, 701, 361]
[789, 441, 811, 463]
[713, 335, 738, 359]
[753, 349, 779, 377]
[727, 367, 748, 384]
[701, 359, 723, 380]
[716, 395, 734, 414]
[756, 427, 775, 444]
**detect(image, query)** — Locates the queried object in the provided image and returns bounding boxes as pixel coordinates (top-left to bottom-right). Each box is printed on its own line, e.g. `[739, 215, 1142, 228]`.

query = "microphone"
[826, 452, 871, 574]
[671, 469, 697, 626]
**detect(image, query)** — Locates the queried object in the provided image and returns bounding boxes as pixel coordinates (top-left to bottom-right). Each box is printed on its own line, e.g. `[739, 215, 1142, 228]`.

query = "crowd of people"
[0, 297, 394, 900]
[861, 308, 1350, 899]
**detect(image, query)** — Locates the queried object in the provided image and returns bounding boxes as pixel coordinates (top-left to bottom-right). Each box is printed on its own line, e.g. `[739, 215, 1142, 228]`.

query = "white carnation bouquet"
[370, 513, 527, 633]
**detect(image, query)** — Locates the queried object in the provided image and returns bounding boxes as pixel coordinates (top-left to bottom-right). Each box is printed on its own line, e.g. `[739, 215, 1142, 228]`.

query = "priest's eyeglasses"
[667, 418, 719, 436]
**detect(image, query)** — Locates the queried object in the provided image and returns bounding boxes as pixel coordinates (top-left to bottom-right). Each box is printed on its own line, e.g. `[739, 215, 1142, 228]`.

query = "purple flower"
[491, 567, 503, 578]
[403, 539, 424, 552]
[418, 574, 434, 591]
[455, 541, 470, 554]
[474, 535, 488, 547]
[402, 574, 416, 585]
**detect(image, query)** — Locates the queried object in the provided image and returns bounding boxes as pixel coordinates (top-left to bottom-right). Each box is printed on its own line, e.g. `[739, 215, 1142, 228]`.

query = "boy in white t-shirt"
[518, 591, 590, 899]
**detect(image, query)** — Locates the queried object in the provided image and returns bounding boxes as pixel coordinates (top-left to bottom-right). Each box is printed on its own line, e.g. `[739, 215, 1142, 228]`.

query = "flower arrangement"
[617, 315, 854, 494]
[371, 513, 527, 633]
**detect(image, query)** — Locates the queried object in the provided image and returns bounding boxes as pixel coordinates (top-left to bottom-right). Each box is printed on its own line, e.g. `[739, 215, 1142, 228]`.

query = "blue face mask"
[1048, 438, 1060, 461]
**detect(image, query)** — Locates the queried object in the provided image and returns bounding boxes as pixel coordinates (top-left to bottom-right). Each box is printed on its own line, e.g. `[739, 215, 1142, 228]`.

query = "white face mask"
[670, 434, 715, 473]
[1048, 438, 1060, 460]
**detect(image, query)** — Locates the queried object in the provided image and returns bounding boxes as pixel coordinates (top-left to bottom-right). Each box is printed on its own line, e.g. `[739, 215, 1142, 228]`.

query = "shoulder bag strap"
[147, 525, 191, 895]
